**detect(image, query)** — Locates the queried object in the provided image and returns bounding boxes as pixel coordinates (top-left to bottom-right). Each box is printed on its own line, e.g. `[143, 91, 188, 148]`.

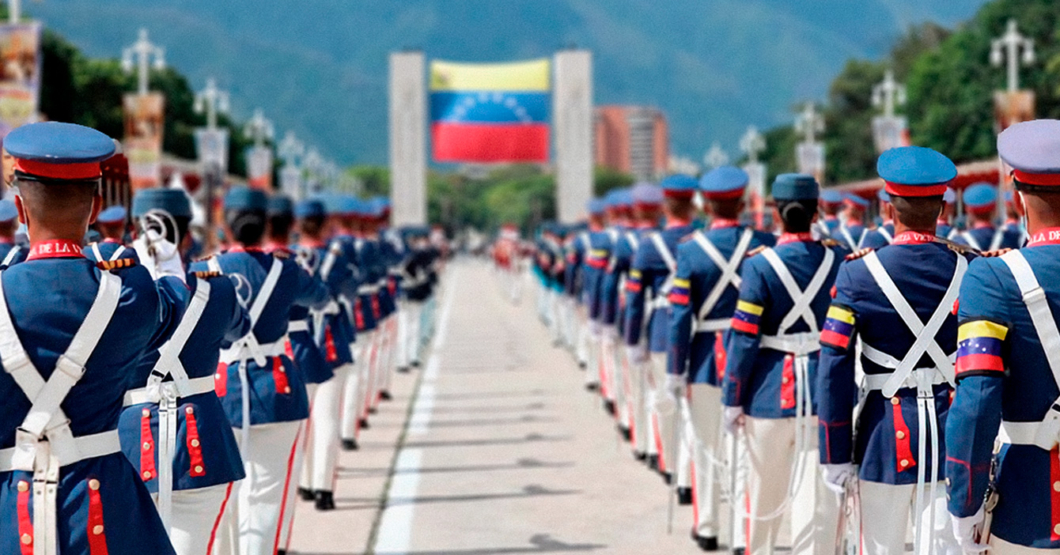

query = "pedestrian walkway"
[289, 259, 705, 554]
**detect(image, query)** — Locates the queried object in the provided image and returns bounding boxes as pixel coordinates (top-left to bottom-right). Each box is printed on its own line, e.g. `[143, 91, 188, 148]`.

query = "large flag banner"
[430, 58, 550, 164]
[0, 22, 40, 139]
[195, 128, 229, 175]
[123, 92, 165, 190]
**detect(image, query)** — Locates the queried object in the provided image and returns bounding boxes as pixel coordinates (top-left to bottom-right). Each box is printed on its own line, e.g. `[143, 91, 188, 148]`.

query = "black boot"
[314, 490, 335, 511]
[633, 451, 647, 461]
[342, 438, 358, 451]
[360, 418, 370, 429]
[411, 360, 421, 368]
[380, 390, 393, 401]
[677, 487, 693, 506]
[693, 534, 719, 552]
[647, 454, 659, 471]
[619, 427, 631, 442]
[277, 550, 287, 555]
[603, 400, 616, 416]
[397, 366, 410, 373]
[298, 487, 315, 501]
[661, 472, 672, 485]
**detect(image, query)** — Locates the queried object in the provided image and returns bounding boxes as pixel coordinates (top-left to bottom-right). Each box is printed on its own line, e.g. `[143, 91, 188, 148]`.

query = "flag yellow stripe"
[737, 300, 764, 316]
[958, 320, 1008, 342]
[430, 59, 551, 92]
[826, 306, 856, 325]
[673, 278, 691, 288]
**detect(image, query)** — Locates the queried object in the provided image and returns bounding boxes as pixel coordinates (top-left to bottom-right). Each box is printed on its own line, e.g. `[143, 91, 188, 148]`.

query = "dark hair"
[299, 215, 326, 237]
[226, 209, 266, 245]
[268, 213, 294, 239]
[16, 178, 100, 231]
[890, 195, 943, 230]
[776, 199, 817, 232]
[709, 197, 743, 220]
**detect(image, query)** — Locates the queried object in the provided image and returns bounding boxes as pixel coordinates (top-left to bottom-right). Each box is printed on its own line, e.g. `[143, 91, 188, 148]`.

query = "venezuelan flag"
[430, 59, 550, 163]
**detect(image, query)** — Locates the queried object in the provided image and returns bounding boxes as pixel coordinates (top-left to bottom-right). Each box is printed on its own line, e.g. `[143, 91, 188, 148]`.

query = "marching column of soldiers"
[0, 121, 443, 555]
[530, 119, 1060, 555]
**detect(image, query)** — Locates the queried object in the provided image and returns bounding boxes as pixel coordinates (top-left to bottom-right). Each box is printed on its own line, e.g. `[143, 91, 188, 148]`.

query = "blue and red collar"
[27, 239, 84, 261]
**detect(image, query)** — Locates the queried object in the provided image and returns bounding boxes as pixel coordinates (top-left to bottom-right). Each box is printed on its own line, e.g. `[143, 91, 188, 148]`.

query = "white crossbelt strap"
[989, 228, 1005, 252]
[207, 257, 222, 274]
[1, 245, 21, 267]
[999, 251, 1060, 450]
[839, 225, 858, 251]
[862, 251, 964, 397]
[649, 232, 677, 307]
[0, 269, 122, 555]
[691, 229, 753, 334]
[320, 241, 341, 282]
[110, 245, 126, 261]
[878, 226, 893, 244]
[961, 231, 983, 252]
[761, 247, 834, 336]
[627, 231, 640, 252]
[90, 243, 102, 263]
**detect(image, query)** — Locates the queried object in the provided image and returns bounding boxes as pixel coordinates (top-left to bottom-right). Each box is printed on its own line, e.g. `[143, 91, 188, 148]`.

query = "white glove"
[952, 506, 989, 555]
[133, 230, 186, 283]
[664, 373, 686, 404]
[627, 345, 649, 364]
[723, 406, 744, 435]
[821, 463, 855, 495]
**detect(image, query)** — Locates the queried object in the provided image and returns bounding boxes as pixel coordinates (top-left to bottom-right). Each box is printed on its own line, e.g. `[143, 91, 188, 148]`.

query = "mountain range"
[31, 0, 989, 166]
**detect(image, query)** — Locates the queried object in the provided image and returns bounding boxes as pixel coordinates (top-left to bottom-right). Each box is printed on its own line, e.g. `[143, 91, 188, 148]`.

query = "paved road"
[289, 260, 708, 554]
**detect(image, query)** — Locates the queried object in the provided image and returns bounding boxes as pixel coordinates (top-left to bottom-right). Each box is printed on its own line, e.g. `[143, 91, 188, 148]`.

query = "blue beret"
[5, 122, 115, 180]
[877, 146, 955, 197]
[224, 186, 268, 212]
[132, 189, 191, 219]
[944, 188, 956, 204]
[844, 193, 870, 208]
[97, 205, 127, 224]
[998, 119, 1060, 183]
[631, 182, 663, 205]
[267, 195, 294, 216]
[877, 188, 891, 203]
[587, 198, 607, 216]
[772, 174, 818, 201]
[604, 188, 629, 208]
[963, 183, 997, 210]
[700, 166, 748, 199]
[0, 200, 16, 223]
[660, 174, 698, 196]
[820, 190, 844, 205]
[295, 199, 325, 219]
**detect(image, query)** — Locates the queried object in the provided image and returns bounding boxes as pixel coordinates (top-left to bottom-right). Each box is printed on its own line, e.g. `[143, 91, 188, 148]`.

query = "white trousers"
[151, 483, 233, 555]
[744, 416, 839, 555]
[341, 333, 375, 440]
[547, 290, 563, 343]
[278, 418, 310, 552]
[627, 345, 651, 455]
[585, 320, 601, 387]
[226, 421, 302, 555]
[858, 480, 959, 555]
[649, 353, 674, 470]
[689, 384, 723, 538]
[603, 329, 629, 427]
[301, 369, 349, 493]
[397, 301, 424, 369]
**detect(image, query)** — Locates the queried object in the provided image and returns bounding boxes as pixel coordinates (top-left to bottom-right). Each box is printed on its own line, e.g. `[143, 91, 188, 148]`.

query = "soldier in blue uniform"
[861, 189, 896, 249]
[667, 166, 775, 550]
[0, 122, 188, 555]
[288, 197, 358, 513]
[88, 205, 132, 262]
[0, 199, 26, 267]
[398, 226, 437, 372]
[937, 188, 958, 240]
[596, 189, 634, 434]
[625, 175, 697, 480]
[116, 187, 251, 555]
[837, 194, 869, 250]
[721, 173, 843, 555]
[580, 198, 611, 394]
[946, 119, 1060, 555]
[366, 198, 399, 406]
[815, 189, 844, 239]
[1001, 190, 1026, 243]
[817, 147, 967, 555]
[190, 187, 329, 555]
[953, 183, 1023, 252]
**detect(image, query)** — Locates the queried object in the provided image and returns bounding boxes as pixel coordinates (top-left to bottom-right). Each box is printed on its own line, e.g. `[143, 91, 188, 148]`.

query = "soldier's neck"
[893, 220, 935, 237]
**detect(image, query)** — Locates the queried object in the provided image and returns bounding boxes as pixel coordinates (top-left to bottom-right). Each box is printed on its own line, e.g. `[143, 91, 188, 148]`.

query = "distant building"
[594, 105, 669, 181]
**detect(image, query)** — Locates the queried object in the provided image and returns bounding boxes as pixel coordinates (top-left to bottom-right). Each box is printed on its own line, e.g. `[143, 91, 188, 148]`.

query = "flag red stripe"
[432, 122, 549, 163]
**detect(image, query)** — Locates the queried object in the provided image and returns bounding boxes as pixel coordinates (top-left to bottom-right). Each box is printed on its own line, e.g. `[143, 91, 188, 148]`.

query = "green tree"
[348, 165, 390, 196]
[593, 166, 634, 196]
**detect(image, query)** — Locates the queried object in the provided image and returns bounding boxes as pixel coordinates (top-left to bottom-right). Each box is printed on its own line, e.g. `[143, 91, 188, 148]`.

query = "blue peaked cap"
[877, 146, 956, 186]
[820, 189, 843, 205]
[132, 188, 191, 219]
[631, 182, 663, 205]
[295, 199, 326, 219]
[772, 174, 818, 201]
[963, 183, 997, 209]
[998, 119, 1060, 182]
[660, 174, 697, 195]
[699, 166, 748, 198]
[267, 195, 294, 216]
[845, 193, 870, 208]
[96, 205, 126, 224]
[587, 198, 607, 215]
[224, 186, 268, 212]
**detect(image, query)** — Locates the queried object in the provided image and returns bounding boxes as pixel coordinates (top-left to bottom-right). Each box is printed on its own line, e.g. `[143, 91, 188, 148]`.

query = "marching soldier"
[1002, 190, 1025, 242]
[953, 183, 1023, 252]
[118, 187, 251, 555]
[667, 166, 775, 550]
[721, 173, 842, 555]
[0, 122, 188, 554]
[368, 197, 399, 404]
[817, 147, 966, 555]
[860, 189, 895, 249]
[837, 194, 869, 250]
[946, 119, 1060, 555]
[937, 188, 957, 240]
[581, 199, 611, 393]
[89, 204, 132, 261]
[0, 198, 25, 267]
[625, 175, 697, 481]
[815, 189, 844, 239]
[596, 189, 633, 430]
[191, 187, 329, 555]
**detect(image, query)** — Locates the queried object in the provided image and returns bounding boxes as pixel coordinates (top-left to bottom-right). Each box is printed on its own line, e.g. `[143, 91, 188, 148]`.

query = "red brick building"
[594, 105, 669, 181]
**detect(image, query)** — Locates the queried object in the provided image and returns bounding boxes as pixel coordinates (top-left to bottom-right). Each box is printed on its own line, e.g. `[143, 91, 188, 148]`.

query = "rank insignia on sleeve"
[669, 278, 691, 305]
[732, 300, 763, 335]
[956, 320, 1008, 377]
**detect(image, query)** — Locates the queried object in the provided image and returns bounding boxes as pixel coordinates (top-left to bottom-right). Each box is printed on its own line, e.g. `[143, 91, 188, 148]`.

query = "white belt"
[862, 370, 948, 392]
[288, 320, 310, 334]
[218, 337, 288, 365]
[123, 375, 217, 407]
[650, 296, 671, 310]
[759, 332, 820, 356]
[693, 318, 730, 334]
[1002, 406, 1060, 451]
[358, 285, 379, 295]
[0, 430, 121, 472]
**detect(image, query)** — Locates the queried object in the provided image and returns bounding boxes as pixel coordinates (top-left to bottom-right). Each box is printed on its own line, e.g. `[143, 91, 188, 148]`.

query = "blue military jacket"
[859, 222, 895, 250]
[947, 240, 1060, 548]
[600, 226, 643, 331]
[0, 241, 27, 268]
[953, 224, 1024, 251]
[190, 248, 329, 427]
[835, 221, 867, 250]
[582, 228, 612, 322]
[351, 236, 381, 333]
[668, 223, 775, 385]
[624, 223, 695, 353]
[0, 245, 187, 555]
[564, 233, 588, 300]
[86, 239, 133, 263]
[721, 235, 845, 417]
[818, 234, 972, 485]
[274, 243, 333, 385]
[119, 272, 250, 493]
[291, 240, 357, 370]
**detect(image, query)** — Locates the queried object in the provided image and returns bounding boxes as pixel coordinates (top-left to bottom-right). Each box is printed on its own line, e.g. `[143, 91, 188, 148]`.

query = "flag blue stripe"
[430, 91, 550, 124]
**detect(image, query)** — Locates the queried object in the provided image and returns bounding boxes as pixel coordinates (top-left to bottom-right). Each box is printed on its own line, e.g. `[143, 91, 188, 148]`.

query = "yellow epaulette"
[193, 253, 217, 263]
[97, 258, 136, 271]
[821, 238, 844, 249]
[194, 270, 224, 279]
[934, 237, 977, 256]
[845, 247, 874, 261]
[746, 245, 767, 258]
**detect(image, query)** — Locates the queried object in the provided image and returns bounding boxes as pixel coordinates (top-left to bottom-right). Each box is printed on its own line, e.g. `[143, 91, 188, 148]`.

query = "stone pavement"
[288, 259, 711, 554]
